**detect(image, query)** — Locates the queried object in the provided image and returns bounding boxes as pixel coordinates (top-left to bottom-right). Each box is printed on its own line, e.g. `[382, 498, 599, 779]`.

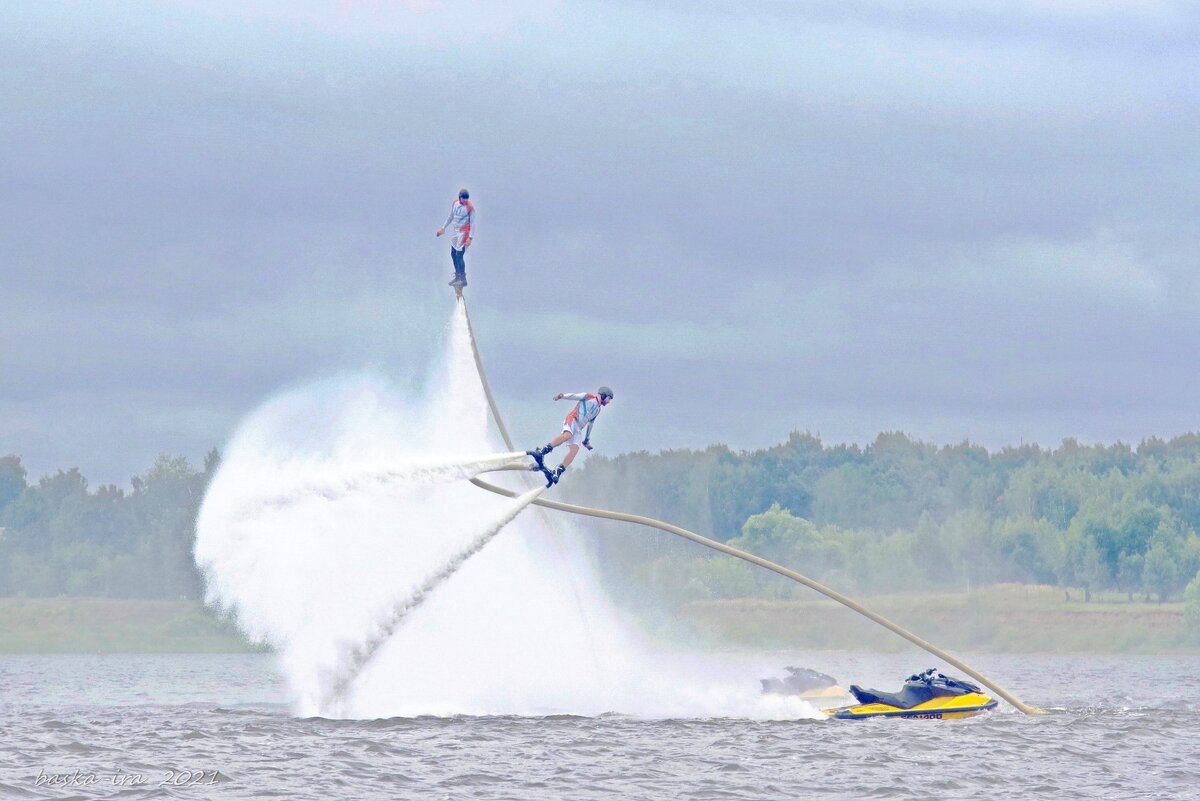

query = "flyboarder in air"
[436, 188, 475, 291]
[527, 387, 614, 486]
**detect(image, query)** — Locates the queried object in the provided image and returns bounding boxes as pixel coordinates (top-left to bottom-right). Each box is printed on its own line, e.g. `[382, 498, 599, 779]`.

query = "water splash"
[320, 484, 545, 715]
[194, 306, 822, 720]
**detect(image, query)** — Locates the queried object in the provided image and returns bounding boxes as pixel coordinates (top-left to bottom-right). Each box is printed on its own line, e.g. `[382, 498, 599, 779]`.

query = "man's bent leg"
[530, 430, 571, 460]
[560, 444, 581, 468]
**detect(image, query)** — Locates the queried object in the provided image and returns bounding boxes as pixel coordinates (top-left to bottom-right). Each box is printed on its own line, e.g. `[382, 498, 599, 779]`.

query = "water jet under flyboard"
[194, 306, 821, 720]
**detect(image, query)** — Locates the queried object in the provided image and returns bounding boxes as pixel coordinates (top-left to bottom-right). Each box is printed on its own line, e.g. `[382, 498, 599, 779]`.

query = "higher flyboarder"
[527, 387, 614, 486]
[436, 188, 475, 291]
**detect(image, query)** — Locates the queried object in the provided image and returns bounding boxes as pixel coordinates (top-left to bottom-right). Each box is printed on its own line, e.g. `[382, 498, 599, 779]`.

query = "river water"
[1, 651, 1197, 800]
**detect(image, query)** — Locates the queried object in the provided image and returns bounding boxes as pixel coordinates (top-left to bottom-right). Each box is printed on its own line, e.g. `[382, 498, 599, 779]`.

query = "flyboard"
[525, 448, 562, 488]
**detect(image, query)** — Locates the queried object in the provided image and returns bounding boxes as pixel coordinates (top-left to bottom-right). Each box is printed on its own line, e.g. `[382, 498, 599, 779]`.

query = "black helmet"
[598, 386, 614, 399]
[459, 188, 470, 200]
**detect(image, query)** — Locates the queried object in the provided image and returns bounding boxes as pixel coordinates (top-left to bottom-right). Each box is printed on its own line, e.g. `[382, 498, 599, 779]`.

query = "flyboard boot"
[536, 463, 567, 488]
[526, 444, 559, 487]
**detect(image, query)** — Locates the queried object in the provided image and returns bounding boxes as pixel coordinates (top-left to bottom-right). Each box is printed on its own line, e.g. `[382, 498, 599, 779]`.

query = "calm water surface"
[1, 652, 1197, 800]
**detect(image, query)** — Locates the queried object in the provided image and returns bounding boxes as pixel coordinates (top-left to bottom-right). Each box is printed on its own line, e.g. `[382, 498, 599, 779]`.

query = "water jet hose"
[458, 297, 1044, 716]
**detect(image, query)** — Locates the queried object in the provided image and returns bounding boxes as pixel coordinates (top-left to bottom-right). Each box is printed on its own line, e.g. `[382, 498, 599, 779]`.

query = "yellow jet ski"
[823, 668, 998, 720]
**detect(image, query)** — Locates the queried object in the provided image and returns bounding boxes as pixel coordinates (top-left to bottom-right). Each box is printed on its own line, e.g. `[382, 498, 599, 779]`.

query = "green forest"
[0, 452, 216, 600]
[564, 432, 1200, 618]
[3, 433, 1200, 641]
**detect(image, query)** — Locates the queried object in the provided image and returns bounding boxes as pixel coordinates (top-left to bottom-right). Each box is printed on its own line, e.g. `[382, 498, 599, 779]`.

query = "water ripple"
[3, 654, 1200, 799]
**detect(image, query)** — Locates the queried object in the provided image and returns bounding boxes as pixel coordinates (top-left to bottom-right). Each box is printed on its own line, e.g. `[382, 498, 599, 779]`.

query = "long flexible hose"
[459, 297, 1045, 716]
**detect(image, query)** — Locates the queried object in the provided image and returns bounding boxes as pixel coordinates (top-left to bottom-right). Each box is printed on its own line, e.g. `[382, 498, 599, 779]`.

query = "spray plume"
[319, 484, 545, 714]
[194, 306, 821, 720]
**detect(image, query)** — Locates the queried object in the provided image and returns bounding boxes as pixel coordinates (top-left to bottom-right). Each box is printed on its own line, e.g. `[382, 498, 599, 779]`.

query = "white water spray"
[320, 484, 545, 714]
[195, 306, 821, 720]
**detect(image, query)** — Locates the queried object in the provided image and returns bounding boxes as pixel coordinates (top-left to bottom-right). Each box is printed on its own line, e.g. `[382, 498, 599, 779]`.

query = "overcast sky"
[2, 0, 1198, 485]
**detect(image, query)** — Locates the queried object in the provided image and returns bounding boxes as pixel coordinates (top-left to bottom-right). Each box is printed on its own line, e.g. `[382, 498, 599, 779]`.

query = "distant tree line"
[4, 432, 1200, 636]
[0, 452, 218, 599]
[566, 432, 1200, 610]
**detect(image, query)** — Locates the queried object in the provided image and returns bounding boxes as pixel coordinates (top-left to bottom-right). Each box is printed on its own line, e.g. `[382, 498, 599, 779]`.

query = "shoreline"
[1, 585, 1194, 654]
[0, 598, 265, 654]
[671, 584, 1195, 654]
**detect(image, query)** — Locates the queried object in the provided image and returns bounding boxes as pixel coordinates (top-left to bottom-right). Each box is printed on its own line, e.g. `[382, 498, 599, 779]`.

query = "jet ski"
[760, 666, 848, 701]
[823, 668, 998, 720]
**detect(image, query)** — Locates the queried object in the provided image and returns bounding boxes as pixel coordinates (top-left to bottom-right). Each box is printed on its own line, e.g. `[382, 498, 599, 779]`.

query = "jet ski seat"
[849, 669, 981, 709]
[849, 683, 938, 709]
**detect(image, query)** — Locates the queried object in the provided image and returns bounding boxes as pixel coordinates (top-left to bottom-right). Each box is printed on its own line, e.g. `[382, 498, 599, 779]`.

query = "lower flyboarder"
[527, 387, 614, 486]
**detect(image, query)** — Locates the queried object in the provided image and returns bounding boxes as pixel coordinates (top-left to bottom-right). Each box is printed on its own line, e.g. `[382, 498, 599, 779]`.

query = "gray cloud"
[1, 1, 1197, 483]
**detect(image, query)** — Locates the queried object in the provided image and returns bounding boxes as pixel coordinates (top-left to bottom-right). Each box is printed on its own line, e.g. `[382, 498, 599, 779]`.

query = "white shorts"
[560, 421, 588, 447]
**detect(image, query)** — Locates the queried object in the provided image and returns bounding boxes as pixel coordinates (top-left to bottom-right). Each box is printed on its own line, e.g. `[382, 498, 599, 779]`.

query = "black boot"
[527, 443, 553, 458]
[552, 464, 567, 483]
